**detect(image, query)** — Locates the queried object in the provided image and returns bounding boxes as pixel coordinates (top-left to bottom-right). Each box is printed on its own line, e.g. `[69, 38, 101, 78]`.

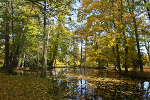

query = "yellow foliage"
[89, 1, 100, 11]
[87, 15, 96, 23]
[81, 0, 92, 7]
[22, 16, 27, 19]
[142, 55, 149, 65]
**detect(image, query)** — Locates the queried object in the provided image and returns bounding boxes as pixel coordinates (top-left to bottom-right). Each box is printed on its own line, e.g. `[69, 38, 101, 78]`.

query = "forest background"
[0, 0, 150, 77]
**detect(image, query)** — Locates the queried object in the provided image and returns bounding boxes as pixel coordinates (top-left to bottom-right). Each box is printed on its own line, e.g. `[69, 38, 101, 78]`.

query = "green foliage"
[145, 1, 150, 9]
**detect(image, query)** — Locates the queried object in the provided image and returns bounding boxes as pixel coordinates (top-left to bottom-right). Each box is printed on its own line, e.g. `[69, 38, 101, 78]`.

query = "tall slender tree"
[5, 0, 10, 71]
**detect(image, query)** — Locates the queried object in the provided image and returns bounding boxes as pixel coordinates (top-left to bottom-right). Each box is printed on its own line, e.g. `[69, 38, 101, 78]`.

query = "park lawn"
[0, 69, 62, 100]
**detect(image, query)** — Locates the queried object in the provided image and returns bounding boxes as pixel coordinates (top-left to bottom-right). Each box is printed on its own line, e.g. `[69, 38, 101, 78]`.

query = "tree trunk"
[21, 53, 25, 68]
[145, 41, 150, 61]
[42, 0, 47, 78]
[11, 0, 14, 46]
[133, 16, 143, 72]
[106, 62, 108, 67]
[2, 61, 5, 69]
[124, 47, 128, 73]
[9, 0, 15, 65]
[132, 0, 143, 72]
[84, 37, 87, 68]
[17, 53, 22, 69]
[148, 42, 150, 61]
[66, 55, 69, 67]
[121, 0, 128, 73]
[73, 30, 76, 67]
[114, 28, 121, 73]
[111, 1, 121, 73]
[80, 36, 83, 67]
[49, 44, 58, 68]
[112, 46, 116, 71]
[5, 0, 10, 72]
[37, 16, 40, 76]
[49, 61, 54, 68]
[116, 42, 121, 73]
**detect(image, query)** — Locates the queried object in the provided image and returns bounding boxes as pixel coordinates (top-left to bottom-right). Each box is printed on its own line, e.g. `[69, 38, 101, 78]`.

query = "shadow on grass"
[121, 70, 150, 80]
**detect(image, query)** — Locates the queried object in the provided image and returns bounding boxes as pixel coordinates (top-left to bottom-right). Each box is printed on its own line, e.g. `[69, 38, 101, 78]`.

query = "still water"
[16, 68, 150, 100]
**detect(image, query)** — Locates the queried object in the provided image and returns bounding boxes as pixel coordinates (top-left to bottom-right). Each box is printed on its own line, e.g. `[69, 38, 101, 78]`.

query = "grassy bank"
[0, 69, 65, 100]
[120, 67, 150, 80]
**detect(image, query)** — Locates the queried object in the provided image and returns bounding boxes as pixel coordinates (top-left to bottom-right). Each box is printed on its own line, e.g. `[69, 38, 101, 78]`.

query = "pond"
[15, 68, 150, 100]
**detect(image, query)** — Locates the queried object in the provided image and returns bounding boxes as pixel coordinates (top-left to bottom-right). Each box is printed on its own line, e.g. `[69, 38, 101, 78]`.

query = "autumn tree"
[77, 0, 148, 73]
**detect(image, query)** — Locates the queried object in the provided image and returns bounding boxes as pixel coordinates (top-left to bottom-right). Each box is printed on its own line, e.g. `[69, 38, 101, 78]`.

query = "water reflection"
[15, 68, 150, 99]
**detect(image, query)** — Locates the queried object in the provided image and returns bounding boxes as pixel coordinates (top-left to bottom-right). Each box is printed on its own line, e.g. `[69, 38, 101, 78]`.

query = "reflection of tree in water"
[138, 81, 150, 99]
[14, 68, 150, 99]
[48, 79, 70, 99]
[48, 68, 94, 99]
[47, 68, 71, 99]
[92, 80, 150, 99]
[53, 69, 148, 100]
